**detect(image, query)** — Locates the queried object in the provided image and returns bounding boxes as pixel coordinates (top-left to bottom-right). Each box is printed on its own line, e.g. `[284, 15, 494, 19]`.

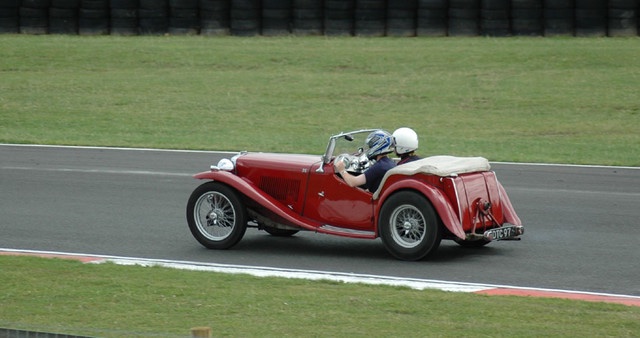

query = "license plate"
[483, 226, 519, 241]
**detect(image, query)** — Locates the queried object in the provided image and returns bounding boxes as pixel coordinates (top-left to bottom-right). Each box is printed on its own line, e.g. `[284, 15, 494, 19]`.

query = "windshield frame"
[318, 129, 379, 172]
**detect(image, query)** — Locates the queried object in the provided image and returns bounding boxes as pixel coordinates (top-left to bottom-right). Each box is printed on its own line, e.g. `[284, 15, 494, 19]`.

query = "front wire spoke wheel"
[186, 182, 247, 250]
[199, 191, 236, 239]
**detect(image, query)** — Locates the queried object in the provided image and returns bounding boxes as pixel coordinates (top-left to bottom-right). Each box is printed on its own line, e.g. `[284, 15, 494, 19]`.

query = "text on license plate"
[484, 226, 517, 241]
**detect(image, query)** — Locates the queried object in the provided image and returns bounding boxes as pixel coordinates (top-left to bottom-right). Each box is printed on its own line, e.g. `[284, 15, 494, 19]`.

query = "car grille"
[259, 177, 301, 204]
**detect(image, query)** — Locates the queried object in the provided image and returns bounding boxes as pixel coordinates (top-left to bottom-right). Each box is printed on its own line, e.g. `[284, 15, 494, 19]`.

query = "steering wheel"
[335, 153, 371, 174]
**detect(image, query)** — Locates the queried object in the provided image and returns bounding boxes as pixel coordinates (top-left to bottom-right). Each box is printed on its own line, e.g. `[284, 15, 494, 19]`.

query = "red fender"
[497, 181, 522, 226]
[193, 171, 323, 230]
[375, 179, 466, 240]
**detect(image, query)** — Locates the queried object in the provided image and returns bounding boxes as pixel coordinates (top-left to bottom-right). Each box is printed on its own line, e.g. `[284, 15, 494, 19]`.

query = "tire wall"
[0, 0, 638, 36]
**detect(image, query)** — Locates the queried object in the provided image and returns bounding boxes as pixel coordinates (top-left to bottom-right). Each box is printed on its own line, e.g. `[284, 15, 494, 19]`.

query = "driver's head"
[365, 130, 395, 160]
[392, 127, 419, 156]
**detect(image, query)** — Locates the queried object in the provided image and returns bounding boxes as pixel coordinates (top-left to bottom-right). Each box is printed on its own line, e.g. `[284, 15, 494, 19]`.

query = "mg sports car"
[186, 129, 524, 261]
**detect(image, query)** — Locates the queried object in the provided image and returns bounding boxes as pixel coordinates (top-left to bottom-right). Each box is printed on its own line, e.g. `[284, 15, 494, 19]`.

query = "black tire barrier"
[511, 0, 543, 36]
[200, 0, 230, 35]
[292, 0, 322, 35]
[544, 0, 574, 36]
[0, 1, 21, 34]
[417, 0, 448, 37]
[354, 0, 386, 37]
[78, 0, 109, 35]
[575, 0, 608, 37]
[110, 0, 138, 36]
[139, 0, 168, 35]
[324, 0, 354, 36]
[481, 0, 510, 37]
[49, 7, 78, 34]
[609, 0, 639, 36]
[387, 0, 417, 37]
[1, 0, 639, 37]
[170, 0, 199, 35]
[448, 0, 480, 36]
[230, 0, 260, 36]
[262, 0, 292, 36]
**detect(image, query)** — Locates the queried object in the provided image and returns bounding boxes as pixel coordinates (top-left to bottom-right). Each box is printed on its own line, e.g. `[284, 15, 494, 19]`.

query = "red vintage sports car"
[186, 129, 524, 261]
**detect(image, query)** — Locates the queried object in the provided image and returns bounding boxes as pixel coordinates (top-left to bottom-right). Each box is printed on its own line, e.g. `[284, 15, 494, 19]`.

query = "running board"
[317, 225, 376, 239]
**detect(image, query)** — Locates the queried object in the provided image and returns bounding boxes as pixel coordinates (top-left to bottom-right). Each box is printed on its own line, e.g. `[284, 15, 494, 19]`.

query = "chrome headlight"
[217, 158, 234, 171]
[211, 158, 234, 171]
[211, 152, 245, 171]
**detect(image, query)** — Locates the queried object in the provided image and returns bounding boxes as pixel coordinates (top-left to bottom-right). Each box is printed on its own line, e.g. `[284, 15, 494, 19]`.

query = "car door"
[302, 162, 374, 230]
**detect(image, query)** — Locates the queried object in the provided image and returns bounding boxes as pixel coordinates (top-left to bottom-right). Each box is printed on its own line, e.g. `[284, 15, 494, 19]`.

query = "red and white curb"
[3, 248, 640, 307]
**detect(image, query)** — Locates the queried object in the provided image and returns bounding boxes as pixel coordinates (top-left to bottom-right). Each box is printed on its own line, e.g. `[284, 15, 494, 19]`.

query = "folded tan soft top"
[372, 155, 491, 199]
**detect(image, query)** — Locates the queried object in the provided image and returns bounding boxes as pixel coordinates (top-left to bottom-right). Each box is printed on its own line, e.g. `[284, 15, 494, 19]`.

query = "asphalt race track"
[1, 144, 639, 297]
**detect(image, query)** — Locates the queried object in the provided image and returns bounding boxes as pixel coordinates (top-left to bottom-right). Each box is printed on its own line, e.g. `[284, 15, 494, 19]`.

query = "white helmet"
[393, 127, 419, 155]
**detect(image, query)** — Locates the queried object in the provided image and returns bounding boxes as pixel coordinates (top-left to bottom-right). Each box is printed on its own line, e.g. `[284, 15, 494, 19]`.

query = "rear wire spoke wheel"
[186, 182, 247, 249]
[379, 191, 441, 260]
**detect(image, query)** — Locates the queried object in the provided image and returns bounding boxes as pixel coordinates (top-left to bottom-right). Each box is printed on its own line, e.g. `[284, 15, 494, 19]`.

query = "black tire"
[262, 6, 291, 36]
[575, 0, 607, 37]
[170, 0, 198, 9]
[200, 8, 230, 35]
[20, 7, 48, 34]
[186, 182, 248, 250]
[200, 0, 229, 11]
[52, 0, 81, 9]
[139, 8, 168, 34]
[0, 17, 19, 34]
[292, 8, 322, 35]
[354, 1, 386, 37]
[230, 19, 259, 36]
[232, 0, 259, 10]
[511, 8, 543, 36]
[416, 7, 447, 36]
[418, 0, 446, 10]
[324, 0, 354, 35]
[448, 7, 479, 36]
[544, 8, 574, 36]
[22, 0, 51, 8]
[80, 0, 108, 9]
[481, 19, 510, 36]
[139, 0, 168, 10]
[78, 8, 109, 35]
[379, 191, 442, 261]
[481, 0, 508, 10]
[169, 7, 199, 34]
[608, 8, 638, 37]
[543, 0, 572, 9]
[481, 7, 509, 36]
[387, 6, 417, 37]
[49, 8, 78, 34]
[110, 0, 138, 9]
[263, 226, 299, 237]
[575, 9, 607, 37]
[324, 19, 352, 36]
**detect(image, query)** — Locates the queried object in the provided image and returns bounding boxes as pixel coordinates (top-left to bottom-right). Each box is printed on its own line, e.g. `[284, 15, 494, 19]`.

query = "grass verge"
[1, 35, 639, 165]
[1, 256, 639, 337]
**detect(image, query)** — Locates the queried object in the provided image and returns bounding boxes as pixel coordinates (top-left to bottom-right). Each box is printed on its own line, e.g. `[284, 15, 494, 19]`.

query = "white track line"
[2, 143, 638, 169]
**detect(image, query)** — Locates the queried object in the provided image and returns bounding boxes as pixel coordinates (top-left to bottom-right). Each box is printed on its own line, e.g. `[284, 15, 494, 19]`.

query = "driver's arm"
[334, 160, 366, 188]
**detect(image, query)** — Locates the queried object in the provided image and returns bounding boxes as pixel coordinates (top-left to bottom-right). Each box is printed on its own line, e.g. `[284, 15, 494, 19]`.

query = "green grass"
[2, 256, 639, 337]
[2, 35, 640, 336]
[1, 35, 639, 165]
